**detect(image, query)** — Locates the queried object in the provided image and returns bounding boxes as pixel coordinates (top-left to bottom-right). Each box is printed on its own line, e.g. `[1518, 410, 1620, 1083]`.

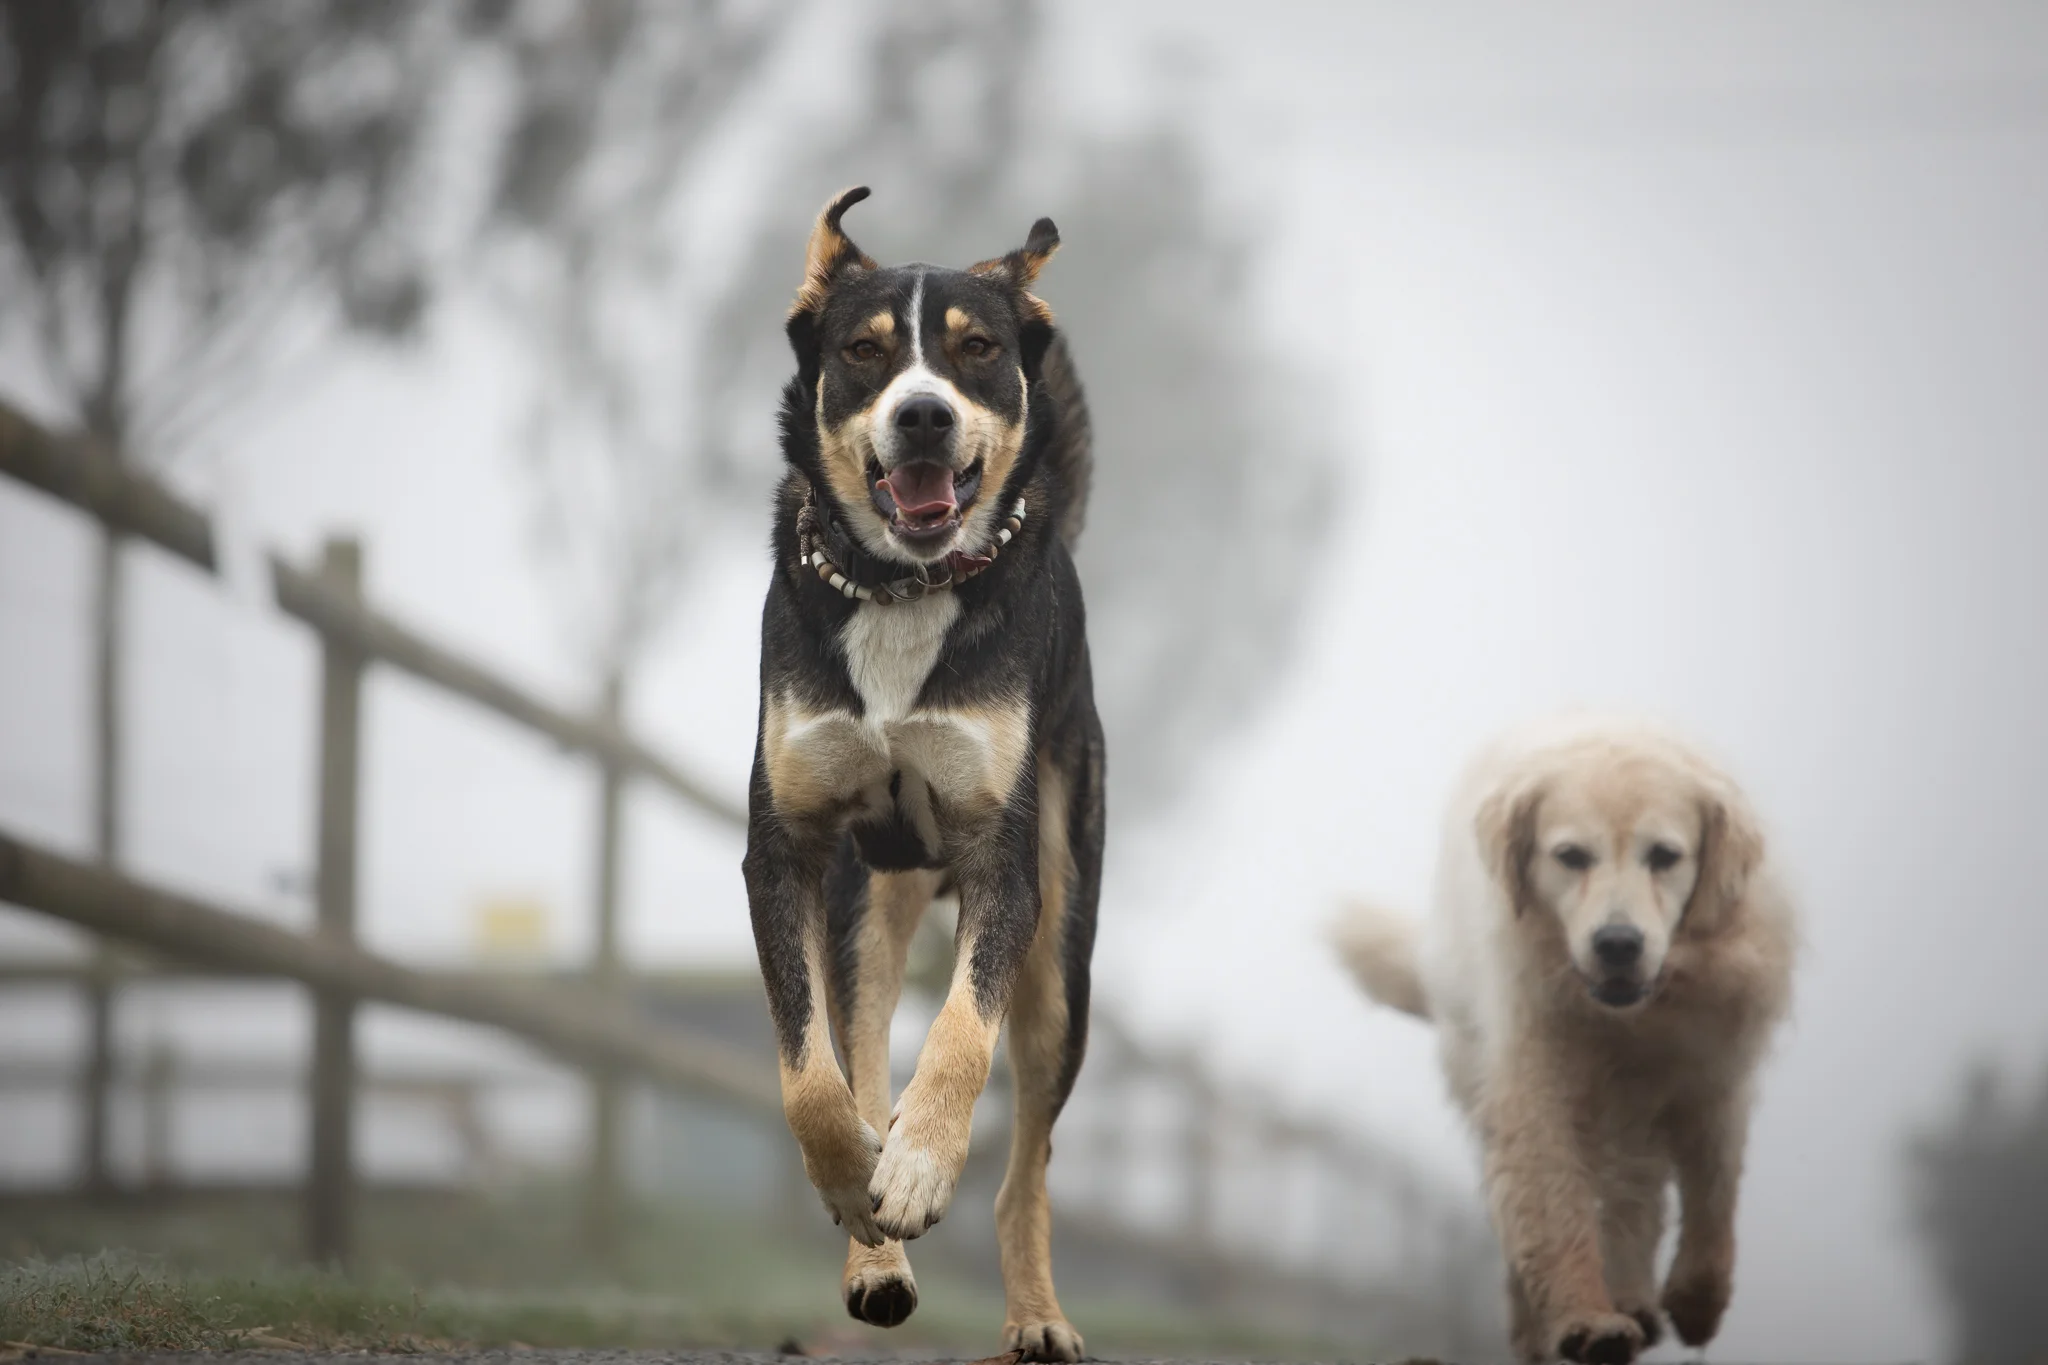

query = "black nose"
[894, 395, 955, 448]
[1592, 924, 1645, 969]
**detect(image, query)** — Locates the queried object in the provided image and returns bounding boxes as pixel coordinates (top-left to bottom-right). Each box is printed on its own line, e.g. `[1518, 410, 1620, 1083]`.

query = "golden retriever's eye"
[847, 339, 883, 362]
[1646, 843, 1683, 872]
[962, 335, 995, 358]
[1554, 844, 1594, 872]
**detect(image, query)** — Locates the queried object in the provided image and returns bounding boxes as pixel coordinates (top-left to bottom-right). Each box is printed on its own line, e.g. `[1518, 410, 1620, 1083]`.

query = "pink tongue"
[882, 463, 957, 520]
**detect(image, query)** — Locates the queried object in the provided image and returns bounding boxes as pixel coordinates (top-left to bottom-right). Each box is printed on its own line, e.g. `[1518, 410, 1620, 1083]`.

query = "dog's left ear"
[1685, 782, 1765, 935]
[970, 216, 1061, 345]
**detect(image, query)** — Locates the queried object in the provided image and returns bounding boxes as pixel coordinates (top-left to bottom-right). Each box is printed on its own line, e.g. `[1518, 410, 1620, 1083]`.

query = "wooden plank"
[306, 539, 364, 1266]
[0, 401, 215, 572]
[585, 674, 627, 1257]
[0, 827, 781, 1113]
[270, 554, 744, 827]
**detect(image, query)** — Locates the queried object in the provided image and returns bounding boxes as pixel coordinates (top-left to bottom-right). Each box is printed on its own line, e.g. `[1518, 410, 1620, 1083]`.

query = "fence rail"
[0, 829, 777, 1110]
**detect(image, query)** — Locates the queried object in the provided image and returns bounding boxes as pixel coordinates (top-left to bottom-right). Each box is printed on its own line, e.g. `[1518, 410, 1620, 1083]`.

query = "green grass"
[0, 1253, 851, 1352]
[0, 1187, 1387, 1358]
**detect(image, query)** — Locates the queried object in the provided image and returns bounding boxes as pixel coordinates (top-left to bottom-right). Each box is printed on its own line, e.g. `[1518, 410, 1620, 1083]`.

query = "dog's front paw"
[1554, 1309, 1645, 1365]
[869, 1130, 958, 1240]
[1006, 1317, 1085, 1362]
[1661, 1260, 1732, 1347]
[1613, 1303, 1663, 1349]
[801, 1115, 886, 1246]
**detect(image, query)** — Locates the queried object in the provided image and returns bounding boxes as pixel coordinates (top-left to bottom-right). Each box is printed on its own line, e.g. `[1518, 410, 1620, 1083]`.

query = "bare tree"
[472, 0, 794, 700]
[0, 0, 454, 1190]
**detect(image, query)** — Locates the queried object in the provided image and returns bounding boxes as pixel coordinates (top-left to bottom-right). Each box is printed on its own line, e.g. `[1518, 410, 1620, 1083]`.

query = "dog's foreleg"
[831, 867, 938, 1326]
[1597, 1149, 1671, 1347]
[994, 756, 1091, 1364]
[743, 811, 884, 1246]
[1482, 1076, 1645, 1365]
[1661, 1086, 1751, 1348]
[869, 798, 1039, 1242]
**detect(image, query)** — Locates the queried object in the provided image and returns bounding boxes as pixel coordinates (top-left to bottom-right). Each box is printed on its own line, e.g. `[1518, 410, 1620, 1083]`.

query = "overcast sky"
[5, 5, 2048, 1361]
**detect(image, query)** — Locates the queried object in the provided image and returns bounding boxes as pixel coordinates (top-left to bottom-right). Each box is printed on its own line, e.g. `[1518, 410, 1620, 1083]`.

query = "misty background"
[4, 3, 2048, 1361]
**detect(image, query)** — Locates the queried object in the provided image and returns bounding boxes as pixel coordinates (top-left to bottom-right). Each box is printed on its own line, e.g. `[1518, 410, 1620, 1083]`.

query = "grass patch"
[0, 1189, 1412, 1358]
[0, 1254, 864, 1353]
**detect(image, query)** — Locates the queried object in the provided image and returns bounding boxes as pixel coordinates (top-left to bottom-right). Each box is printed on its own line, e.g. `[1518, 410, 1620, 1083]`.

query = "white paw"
[868, 1135, 956, 1240]
[1006, 1318, 1085, 1362]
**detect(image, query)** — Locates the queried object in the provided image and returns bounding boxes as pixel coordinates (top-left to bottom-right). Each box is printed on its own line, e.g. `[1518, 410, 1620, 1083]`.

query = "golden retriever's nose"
[1592, 924, 1645, 969]
[893, 395, 955, 456]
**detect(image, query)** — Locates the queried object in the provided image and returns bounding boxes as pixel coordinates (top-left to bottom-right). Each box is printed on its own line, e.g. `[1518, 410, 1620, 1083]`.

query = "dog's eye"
[1646, 843, 1683, 872]
[962, 335, 995, 358]
[847, 339, 883, 362]
[1553, 845, 1594, 871]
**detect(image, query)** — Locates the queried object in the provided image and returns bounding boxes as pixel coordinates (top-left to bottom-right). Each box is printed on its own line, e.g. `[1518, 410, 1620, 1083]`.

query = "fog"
[5, 4, 2048, 1361]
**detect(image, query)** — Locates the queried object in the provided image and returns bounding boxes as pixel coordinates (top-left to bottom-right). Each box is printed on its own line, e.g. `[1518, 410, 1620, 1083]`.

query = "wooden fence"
[0, 398, 1497, 1349]
[1, 398, 761, 1266]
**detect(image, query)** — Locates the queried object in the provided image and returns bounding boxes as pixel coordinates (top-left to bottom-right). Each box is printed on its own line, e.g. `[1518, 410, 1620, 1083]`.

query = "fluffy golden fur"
[1335, 713, 1797, 1365]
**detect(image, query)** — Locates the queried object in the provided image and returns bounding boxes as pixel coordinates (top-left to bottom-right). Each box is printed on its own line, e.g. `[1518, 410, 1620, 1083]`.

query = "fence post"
[584, 672, 627, 1258]
[81, 525, 123, 1195]
[307, 537, 364, 1267]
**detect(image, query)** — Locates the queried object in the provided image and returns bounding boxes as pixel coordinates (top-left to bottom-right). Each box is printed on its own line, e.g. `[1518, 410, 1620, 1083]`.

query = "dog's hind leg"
[994, 755, 1095, 1363]
[742, 795, 884, 1247]
[825, 853, 939, 1328]
[1597, 1147, 1670, 1347]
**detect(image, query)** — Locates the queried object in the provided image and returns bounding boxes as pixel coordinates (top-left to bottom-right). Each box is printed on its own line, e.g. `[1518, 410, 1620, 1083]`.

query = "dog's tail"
[1038, 332, 1093, 550]
[1330, 900, 1432, 1022]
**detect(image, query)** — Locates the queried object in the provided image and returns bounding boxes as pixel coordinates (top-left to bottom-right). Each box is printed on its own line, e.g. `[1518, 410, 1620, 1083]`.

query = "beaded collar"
[795, 483, 1027, 605]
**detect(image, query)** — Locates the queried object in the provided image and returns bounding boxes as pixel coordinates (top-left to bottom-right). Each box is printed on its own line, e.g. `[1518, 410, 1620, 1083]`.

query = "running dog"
[741, 186, 1102, 1363]
[1335, 714, 1797, 1365]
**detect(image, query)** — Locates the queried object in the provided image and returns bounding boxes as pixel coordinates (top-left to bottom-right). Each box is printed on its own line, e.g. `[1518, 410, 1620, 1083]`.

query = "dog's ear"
[970, 216, 1060, 331]
[786, 185, 878, 384]
[1474, 774, 1545, 919]
[1685, 782, 1765, 935]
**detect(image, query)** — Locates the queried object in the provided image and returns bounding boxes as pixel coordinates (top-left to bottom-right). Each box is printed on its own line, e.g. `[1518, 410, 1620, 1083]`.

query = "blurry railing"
[0, 398, 1494, 1346]
[1, 398, 758, 1265]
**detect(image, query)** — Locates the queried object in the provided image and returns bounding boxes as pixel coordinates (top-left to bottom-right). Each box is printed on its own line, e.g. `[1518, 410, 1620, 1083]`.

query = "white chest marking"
[840, 593, 960, 726]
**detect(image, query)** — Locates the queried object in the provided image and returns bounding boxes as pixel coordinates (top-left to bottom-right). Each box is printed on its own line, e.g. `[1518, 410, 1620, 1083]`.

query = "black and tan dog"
[741, 186, 1103, 1362]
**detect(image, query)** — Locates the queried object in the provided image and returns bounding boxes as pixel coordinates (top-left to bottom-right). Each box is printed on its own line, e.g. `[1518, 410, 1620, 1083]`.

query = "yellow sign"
[472, 897, 550, 960]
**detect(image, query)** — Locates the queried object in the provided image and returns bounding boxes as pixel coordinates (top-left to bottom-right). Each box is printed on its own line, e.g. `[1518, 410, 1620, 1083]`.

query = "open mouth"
[871, 458, 983, 544]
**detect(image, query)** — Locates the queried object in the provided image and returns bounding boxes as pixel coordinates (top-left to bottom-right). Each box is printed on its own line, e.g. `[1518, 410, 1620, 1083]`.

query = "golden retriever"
[1335, 714, 1797, 1365]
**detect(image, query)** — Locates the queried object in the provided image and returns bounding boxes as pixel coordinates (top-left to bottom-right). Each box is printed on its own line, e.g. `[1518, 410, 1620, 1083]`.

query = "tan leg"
[1662, 1089, 1750, 1348]
[1597, 1148, 1670, 1346]
[834, 870, 937, 1327]
[1481, 1074, 1644, 1365]
[1506, 1267, 1542, 1364]
[868, 784, 1040, 1243]
[778, 936, 885, 1246]
[867, 925, 1005, 1239]
[994, 761, 1084, 1363]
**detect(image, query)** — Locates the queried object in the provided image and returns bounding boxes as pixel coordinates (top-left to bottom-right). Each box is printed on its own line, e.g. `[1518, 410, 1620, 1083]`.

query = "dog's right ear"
[786, 186, 878, 378]
[1474, 774, 1544, 919]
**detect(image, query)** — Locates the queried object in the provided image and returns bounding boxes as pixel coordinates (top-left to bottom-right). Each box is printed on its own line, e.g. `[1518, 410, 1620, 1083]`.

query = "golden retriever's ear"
[1475, 775, 1544, 919]
[1685, 785, 1765, 934]
[789, 185, 878, 320]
